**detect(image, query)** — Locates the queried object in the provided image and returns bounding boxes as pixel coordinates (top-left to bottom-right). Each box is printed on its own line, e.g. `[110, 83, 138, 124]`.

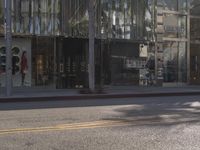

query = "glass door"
[32, 37, 56, 87]
[163, 41, 187, 84]
[163, 42, 178, 83]
[56, 38, 87, 89]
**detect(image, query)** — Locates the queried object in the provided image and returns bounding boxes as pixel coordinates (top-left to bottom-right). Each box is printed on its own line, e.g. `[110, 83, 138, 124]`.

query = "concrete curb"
[1, 91, 200, 103]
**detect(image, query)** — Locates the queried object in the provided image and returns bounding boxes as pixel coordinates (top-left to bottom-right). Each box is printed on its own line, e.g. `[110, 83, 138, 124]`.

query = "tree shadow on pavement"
[0, 95, 200, 127]
[102, 99, 200, 126]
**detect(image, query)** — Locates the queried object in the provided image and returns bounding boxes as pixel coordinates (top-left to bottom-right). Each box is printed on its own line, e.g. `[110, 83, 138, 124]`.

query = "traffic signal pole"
[88, 0, 95, 92]
[4, 0, 12, 96]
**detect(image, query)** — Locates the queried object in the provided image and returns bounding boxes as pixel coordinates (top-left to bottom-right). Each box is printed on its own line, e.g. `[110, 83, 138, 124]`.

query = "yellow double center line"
[0, 120, 130, 135]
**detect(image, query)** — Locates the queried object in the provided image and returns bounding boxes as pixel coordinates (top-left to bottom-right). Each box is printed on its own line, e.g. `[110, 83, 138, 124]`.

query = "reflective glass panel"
[0, 0, 3, 34]
[163, 41, 187, 83]
[178, 0, 188, 13]
[190, 0, 200, 16]
[10, 0, 61, 35]
[162, 0, 178, 11]
[101, 0, 154, 40]
[163, 14, 187, 38]
[190, 18, 200, 42]
[158, 0, 188, 12]
[65, 0, 89, 37]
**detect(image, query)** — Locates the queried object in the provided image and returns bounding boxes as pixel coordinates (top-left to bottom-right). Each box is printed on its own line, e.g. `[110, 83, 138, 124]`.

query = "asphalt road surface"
[0, 96, 200, 150]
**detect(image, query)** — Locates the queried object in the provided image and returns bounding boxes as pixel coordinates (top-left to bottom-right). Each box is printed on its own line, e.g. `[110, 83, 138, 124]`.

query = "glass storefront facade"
[0, 0, 155, 88]
[0, 0, 153, 39]
[163, 42, 187, 83]
[190, 0, 200, 84]
[155, 0, 189, 86]
[11, 0, 61, 35]
[101, 0, 153, 40]
[0, 0, 200, 90]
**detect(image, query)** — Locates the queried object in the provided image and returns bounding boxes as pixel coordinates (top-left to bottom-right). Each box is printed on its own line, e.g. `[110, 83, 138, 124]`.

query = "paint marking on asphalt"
[0, 120, 131, 135]
[0, 117, 179, 136]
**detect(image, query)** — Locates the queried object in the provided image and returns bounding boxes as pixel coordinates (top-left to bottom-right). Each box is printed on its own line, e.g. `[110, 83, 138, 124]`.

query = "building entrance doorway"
[57, 38, 87, 89]
[190, 43, 200, 84]
[32, 37, 56, 87]
[163, 41, 187, 85]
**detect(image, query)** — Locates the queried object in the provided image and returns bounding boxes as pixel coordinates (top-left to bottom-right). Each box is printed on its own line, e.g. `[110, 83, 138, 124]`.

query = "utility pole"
[4, 0, 12, 96]
[88, 0, 95, 92]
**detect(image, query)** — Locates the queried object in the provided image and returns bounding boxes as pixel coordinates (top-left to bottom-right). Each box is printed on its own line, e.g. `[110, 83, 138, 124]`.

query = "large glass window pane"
[35, 0, 61, 35]
[163, 42, 178, 82]
[190, 18, 200, 42]
[95, 0, 102, 38]
[158, 0, 188, 12]
[10, 0, 61, 35]
[101, 0, 108, 38]
[162, 0, 178, 11]
[190, 0, 200, 16]
[11, 0, 30, 33]
[178, 0, 187, 13]
[163, 14, 187, 38]
[34, 0, 40, 34]
[122, 0, 131, 39]
[190, 43, 200, 84]
[0, 0, 3, 34]
[40, 0, 48, 34]
[64, 0, 89, 37]
[178, 42, 187, 82]
[115, 0, 125, 39]
[144, 0, 154, 40]
[101, 0, 123, 39]
[163, 42, 187, 83]
[32, 37, 56, 87]
[101, 0, 154, 40]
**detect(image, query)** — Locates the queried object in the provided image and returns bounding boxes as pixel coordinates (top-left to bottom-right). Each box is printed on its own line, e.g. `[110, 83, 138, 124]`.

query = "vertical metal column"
[4, 0, 12, 96]
[187, 1, 190, 84]
[153, 0, 158, 85]
[53, 37, 57, 88]
[88, 0, 95, 92]
[99, 0, 104, 89]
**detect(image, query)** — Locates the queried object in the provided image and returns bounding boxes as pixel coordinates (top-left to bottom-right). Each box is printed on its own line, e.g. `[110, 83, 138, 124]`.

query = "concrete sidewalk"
[1, 85, 200, 102]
